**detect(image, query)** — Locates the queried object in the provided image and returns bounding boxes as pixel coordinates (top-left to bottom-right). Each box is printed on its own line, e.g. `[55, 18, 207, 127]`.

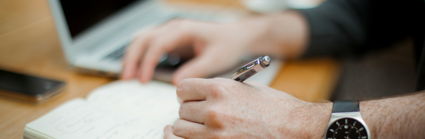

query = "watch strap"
[332, 100, 359, 113]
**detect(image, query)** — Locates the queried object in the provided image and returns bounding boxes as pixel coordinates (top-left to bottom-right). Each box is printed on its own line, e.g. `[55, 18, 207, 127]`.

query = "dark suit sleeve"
[298, 0, 425, 58]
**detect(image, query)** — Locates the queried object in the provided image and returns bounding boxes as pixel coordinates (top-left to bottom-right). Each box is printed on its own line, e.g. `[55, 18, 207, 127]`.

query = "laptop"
[48, 0, 237, 80]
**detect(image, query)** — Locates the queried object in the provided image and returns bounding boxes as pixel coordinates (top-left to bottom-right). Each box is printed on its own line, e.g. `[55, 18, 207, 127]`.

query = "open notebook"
[24, 60, 282, 139]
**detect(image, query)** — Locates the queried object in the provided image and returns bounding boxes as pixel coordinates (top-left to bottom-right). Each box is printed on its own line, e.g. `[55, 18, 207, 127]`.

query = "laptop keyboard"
[104, 45, 127, 61]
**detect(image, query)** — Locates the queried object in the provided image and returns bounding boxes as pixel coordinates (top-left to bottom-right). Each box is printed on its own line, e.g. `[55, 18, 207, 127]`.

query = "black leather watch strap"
[333, 100, 359, 113]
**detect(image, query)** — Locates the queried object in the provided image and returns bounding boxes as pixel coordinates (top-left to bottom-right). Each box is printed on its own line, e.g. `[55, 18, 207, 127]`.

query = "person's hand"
[122, 12, 308, 85]
[121, 19, 262, 84]
[164, 78, 332, 139]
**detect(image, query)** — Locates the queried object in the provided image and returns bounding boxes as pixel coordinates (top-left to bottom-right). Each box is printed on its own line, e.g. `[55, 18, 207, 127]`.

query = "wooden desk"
[0, 0, 339, 138]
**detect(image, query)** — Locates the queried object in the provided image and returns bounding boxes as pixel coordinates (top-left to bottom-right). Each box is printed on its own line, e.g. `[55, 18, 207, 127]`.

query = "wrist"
[360, 100, 377, 139]
[230, 15, 275, 56]
[307, 102, 333, 138]
[236, 11, 308, 59]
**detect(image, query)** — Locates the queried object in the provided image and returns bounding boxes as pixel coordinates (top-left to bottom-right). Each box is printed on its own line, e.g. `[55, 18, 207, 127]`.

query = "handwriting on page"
[86, 80, 180, 125]
[26, 99, 164, 139]
[56, 108, 106, 133]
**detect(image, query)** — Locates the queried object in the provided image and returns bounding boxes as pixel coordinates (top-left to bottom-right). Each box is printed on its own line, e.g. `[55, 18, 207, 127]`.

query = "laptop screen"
[59, 0, 139, 39]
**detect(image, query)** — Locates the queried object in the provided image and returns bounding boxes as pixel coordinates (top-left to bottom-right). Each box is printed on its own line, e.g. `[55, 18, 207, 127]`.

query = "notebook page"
[86, 80, 180, 125]
[26, 99, 165, 139]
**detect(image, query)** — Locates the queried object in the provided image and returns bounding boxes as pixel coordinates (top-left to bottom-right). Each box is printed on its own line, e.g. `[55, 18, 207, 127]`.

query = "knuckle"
[172, 124, 184, 136]
[206, 107, 218, 119]
[207, 81, 227, 98]
[205, 106, 224, 128]
[176, 78, 195, 99]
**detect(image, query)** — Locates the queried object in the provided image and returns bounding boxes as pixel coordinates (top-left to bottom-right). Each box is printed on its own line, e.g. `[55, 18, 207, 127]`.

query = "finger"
[164, 126, 185, 139]
[176, 78, 209, 102]
[173, 119, 208, 139]
[179, 101, 207, 124]
[121, 30, 155, 80]
[171, 51, 218, 84]
[138, 28, 194, 83]
[122, 20, 180, 80]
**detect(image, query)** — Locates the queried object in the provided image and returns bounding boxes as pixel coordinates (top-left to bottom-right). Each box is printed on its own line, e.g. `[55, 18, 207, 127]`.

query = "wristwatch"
[323, 100, 371, 139]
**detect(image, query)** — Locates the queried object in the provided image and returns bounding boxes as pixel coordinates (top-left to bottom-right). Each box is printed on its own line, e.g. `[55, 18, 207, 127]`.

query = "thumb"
[172, 55, 214, 85]
[172, 45, 243, 85]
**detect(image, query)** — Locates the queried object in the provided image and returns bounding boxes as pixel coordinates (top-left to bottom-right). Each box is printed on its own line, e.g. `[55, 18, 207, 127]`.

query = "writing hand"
[164, 78, 332, 139]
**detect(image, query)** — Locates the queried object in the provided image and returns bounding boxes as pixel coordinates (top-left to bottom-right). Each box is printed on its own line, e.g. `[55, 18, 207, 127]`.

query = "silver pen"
[229, 55, 271, 82]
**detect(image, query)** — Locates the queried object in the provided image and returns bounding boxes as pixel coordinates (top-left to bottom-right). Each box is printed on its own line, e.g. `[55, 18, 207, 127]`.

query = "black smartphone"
[0, 69, 66, 104]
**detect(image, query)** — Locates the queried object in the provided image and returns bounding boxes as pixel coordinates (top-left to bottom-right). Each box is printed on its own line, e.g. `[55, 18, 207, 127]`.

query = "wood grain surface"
[0, 0, 339, 138]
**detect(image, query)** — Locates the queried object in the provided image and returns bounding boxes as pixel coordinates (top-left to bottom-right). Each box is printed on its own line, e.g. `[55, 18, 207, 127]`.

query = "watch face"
[325, 118, 368, 139]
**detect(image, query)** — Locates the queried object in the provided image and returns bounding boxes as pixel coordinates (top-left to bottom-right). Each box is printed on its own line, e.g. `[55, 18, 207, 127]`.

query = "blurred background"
[0, 0, 416, 102]
[0, 0, 417, 137]
[0, 0, 416, 104]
